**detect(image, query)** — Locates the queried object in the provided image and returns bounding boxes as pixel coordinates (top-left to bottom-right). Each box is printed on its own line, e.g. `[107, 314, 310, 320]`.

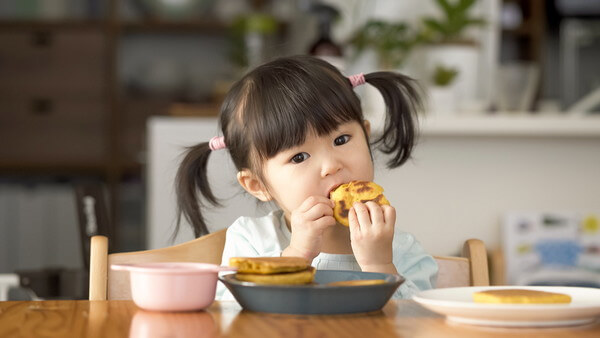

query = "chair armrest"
[89, 235, 108, 300]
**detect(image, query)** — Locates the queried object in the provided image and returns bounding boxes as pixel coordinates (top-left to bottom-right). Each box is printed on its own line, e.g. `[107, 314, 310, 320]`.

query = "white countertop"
[419, 114, 600, 137]
[151, 113, 600, 138]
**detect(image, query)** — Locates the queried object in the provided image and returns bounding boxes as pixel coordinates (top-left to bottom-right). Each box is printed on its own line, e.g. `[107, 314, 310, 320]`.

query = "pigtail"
[175, 142, 221, 238]
[364, 72, 422, 168]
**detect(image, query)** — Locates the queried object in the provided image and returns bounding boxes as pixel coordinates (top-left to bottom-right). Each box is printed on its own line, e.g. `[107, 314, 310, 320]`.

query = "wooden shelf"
[0, 18, 292, 36]
[0, 18, 232, 33]
[117, 162, 144, 176]
[167, 102, 220, 117]
[118, 19, 230, 33]
[0, 20, 107, 30]
[0, 162, 109, 175]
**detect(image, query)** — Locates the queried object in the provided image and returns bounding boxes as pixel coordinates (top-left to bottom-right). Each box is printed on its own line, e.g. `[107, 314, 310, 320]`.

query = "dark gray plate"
[218, 270, 404, 315]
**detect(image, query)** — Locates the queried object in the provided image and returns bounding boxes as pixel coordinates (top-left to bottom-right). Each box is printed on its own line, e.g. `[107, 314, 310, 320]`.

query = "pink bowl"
[112, 262, 236, 312]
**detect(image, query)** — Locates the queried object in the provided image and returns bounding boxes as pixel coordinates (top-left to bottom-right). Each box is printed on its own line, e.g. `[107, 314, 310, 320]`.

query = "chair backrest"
[434, 238, 490, 288]
[74, 182, 112, 270]
[89, 229, 227, 300]
[89, 233, 488, 300]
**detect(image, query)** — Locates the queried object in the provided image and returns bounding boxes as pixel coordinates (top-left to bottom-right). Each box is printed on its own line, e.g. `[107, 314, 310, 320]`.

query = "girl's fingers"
[364, 201, 384, 226]
[348, 207, 360, 234]
[314, 215, 336, 229]
[382, 205, 396, 228]
[298, 196, 333, 214]
[304, 201, 333, 221]
[353, 202, 372, 229]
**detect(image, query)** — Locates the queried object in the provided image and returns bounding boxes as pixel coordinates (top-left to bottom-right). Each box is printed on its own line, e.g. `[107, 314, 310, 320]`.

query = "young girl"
[176, 55, 438, 300]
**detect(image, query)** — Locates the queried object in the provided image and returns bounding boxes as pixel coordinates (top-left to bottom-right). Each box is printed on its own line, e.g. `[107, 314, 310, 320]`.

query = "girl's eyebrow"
[332, 122, 355, 133]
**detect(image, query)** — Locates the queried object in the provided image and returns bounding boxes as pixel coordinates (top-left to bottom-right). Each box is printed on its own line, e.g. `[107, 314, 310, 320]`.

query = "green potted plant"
[350, 19, 423, 70]
[421, 0, 486, 44]
[214, 13, 277, 105]
[229, 13, 278, 73]
[419, 0, 486, 113]
[349, 19, 425, 129]
[428, 64, 459, 115]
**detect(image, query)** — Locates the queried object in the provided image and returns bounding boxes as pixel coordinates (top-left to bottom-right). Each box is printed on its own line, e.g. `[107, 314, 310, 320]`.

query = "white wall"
[375, 134, 600, 255]
[147, 116, 600, 256]
[146, 117, 274, 249]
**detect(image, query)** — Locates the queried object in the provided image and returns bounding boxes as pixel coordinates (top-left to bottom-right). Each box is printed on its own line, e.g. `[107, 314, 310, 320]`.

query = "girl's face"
[261, 121, 374, 219]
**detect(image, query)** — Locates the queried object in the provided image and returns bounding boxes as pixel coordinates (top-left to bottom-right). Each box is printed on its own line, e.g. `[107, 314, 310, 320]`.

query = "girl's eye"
[334, 134, 351, 146]
[291, 152, 310, 164]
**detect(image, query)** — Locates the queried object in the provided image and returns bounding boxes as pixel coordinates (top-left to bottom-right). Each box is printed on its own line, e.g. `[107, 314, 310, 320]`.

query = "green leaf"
[424, 0, 486, 42]
[436, 0, 453, 16]
[433, 64, 459, 86]
[349, 19, 419, 68]
[457, 0, 477, 13]
[423, 18, 445, 35]
[245, 14, 278, 34]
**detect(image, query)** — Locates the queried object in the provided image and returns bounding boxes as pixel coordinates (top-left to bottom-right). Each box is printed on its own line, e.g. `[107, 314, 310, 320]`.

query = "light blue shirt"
[216, 210, 438, 300]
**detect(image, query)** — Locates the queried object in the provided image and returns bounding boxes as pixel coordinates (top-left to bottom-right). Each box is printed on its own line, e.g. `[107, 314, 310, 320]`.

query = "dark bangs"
[244, 56, 364, 160]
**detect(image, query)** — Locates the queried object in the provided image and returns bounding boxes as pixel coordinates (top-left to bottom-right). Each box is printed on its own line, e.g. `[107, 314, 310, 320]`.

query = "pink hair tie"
[348, 73, 365, 88]
[209, 136, 226, 151]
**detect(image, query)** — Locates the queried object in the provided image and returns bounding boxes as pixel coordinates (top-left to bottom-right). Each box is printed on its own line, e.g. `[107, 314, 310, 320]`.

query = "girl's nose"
[321, 155, 342, 177]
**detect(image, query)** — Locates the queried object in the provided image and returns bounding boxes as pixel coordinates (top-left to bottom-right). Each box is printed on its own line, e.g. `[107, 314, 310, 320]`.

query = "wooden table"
[1, 300, 599, 337]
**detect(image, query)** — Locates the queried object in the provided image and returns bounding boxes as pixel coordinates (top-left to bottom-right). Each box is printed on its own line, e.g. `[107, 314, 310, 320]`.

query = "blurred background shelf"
[0, 0, 293, 257]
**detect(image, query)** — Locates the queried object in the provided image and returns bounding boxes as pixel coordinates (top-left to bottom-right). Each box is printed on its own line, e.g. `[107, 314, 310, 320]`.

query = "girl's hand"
[282, 196, 336, 261]
[349, 201, 397, 274]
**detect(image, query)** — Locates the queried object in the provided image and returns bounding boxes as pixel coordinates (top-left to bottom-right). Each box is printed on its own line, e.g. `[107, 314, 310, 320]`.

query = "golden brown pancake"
[327, 279, 387, 286]
[330, 181, 390, 226]
[473, 289, 572, 304]
[235, 267, 316, 285]
[229, 257, 309, 275]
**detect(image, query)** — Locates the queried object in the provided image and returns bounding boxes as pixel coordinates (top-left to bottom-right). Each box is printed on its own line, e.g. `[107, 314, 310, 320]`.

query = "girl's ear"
[237, 170, 272, 202]
[363, 120, 371, 137]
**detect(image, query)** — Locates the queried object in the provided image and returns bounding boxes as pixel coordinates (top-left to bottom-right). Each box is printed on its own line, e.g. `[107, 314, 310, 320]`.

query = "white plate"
[413, 286, 600, 327]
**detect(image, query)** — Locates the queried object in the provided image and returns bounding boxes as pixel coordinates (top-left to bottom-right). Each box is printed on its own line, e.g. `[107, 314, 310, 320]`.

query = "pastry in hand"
[330, 181, 390, 226]
[473, 289, 572, 304]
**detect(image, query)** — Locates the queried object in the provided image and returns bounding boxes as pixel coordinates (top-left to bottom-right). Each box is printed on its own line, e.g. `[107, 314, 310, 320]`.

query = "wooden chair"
[89, 229, 227, 300]
[89, 233, 488, 300]
[433, 239, 490, 288]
